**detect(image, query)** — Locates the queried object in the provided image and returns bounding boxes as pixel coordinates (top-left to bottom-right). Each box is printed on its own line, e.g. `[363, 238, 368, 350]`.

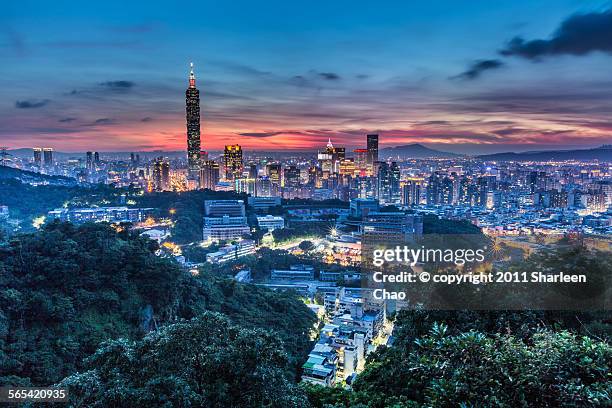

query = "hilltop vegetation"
[60, 312, 310, 407]
[0, 222, 316, 388]
[306, 309, 612, 407]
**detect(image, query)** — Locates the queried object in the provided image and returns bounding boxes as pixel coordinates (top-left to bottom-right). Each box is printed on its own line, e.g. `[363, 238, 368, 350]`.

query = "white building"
[271, 264, 315, 281]
[256, 215, 284, 231]
[206, 240, 256, 264]
[203, 200, 250, 242]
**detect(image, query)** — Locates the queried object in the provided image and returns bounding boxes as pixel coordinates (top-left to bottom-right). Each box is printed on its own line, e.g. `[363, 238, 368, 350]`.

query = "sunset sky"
[2, 0, 612, 153]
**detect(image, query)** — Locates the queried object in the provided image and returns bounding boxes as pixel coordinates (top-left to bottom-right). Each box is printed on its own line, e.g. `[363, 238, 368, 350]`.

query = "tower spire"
[327, 137, 334, 149]
[189, 62, 196, 88]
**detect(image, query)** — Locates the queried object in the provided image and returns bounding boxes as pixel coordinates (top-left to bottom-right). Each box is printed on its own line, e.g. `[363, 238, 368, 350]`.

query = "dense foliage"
[0, 222, 316, 388]
[350, 325, 610, 407]
[60, 312, 309, 408]
[306, 310, 612, 407]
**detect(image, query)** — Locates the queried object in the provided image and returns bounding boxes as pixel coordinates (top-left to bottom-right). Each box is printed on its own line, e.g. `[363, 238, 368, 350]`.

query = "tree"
[60, 312, 310, 408]
[299, 240, 315, 252]
[350, 325, 611, 407]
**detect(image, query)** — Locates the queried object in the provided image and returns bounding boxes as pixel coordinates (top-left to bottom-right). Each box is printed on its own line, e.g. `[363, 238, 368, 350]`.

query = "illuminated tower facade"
[366, 134, 378, 167]
[223, 145, 243, 181]
[186, 62, 201, 178]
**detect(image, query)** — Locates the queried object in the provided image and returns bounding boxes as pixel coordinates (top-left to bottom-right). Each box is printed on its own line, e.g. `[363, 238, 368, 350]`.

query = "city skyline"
[2, 1, 612, 153]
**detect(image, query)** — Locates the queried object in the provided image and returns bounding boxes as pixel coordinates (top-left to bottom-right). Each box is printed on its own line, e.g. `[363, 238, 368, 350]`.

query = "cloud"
[318, 72, 341, 80]
[82, 118, 117, 126]
[15, 99, 51, 109]
[141, 117, 153, 122]
[453, 59, 504, 80]
[99, 80, 135, 89]
[238, 131, 286, 138]
[500, 8, 612, 60]
[58, 117, 77, 122]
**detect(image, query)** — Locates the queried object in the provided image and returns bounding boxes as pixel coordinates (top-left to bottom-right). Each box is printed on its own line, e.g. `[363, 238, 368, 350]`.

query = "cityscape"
[0, 1, 611, 407]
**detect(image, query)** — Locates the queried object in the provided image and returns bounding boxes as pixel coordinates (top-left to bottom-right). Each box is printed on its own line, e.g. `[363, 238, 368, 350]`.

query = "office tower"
[186, 62, 201, 178]
[130, 152, 136, 164]
[86, 151, 94, 171]
[248, 163, 258, 179]
[366, 134, 378, 167]
[376, 161, 401, 204]
[153, 157, 170, 191]
[390, 162, 401, 203]
[203, 200, 250, 242]
[361, 212, 423, 267]
[376, 162, 390, 203]
[266, 163, 281, 184]
[33, 148, 42, 167]
[426, 172, 443, 205]
[265, 163, 282, 196]
[318, 139, 345, 175]
[200, 160, 220, 190]
[43, 148, 54, 167]
[223, 145, 243, 181]
[402, 179, 421, 206]
[94, 151, 100, 164]
[353, 149, 368, 175]
[284, 165, 300, 188]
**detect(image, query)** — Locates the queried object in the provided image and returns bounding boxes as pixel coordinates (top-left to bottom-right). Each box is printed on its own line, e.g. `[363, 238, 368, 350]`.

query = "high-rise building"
[402, 179, 421, 206]
[248, 163, 258, 179]
[43, 148, 54, 167]
[376, 162, 390, 203]
[86, 151, 94, 171]
[33, 148, 42, 167]
[266, 163, 281, 184]
[366, 134, 378, 168]
[153, 157, 170, 191]
[376, 161, 400, 204]
[353, 149, 368, 175]
[200, 160, 220, 190]
[361, 212, 423, 267]
[224, 145, 243, 181]
[186, 62, 201, 178]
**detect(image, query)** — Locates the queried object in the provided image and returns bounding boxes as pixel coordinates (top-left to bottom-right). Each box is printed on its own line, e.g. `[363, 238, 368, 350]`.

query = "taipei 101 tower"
[185, 62, 201, 179]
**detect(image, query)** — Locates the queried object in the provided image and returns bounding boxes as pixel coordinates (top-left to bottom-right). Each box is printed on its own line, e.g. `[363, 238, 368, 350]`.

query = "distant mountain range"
[477, 145, 612, 162]
[380, 143, 459, 159]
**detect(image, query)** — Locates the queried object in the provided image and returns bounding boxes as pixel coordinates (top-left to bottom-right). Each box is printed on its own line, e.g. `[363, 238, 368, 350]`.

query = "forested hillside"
[0, 222, 316, 387]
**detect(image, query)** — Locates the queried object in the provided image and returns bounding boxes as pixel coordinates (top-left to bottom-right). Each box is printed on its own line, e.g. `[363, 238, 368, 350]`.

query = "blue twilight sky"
[1, 0, 612, 153]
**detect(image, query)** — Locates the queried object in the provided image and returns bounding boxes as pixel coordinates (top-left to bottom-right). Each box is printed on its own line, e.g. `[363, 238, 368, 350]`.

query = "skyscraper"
[33, 148, 42, 168]
[402, 179, 422, 206]
[224, 145, 243, 181]
[86, 151, 94, 171]
[186, 62, 201, 178]
[43, 148, 54, 167]
[366, 134, 378, 168]
[376, 161, 400, 204]
[200, 160, 220, 190]
[153, 157, 170, 191]
[353, 148, 368, 175]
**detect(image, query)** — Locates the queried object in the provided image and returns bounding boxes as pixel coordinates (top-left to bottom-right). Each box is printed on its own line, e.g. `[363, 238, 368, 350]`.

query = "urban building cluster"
[302, 287, 386, 386]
